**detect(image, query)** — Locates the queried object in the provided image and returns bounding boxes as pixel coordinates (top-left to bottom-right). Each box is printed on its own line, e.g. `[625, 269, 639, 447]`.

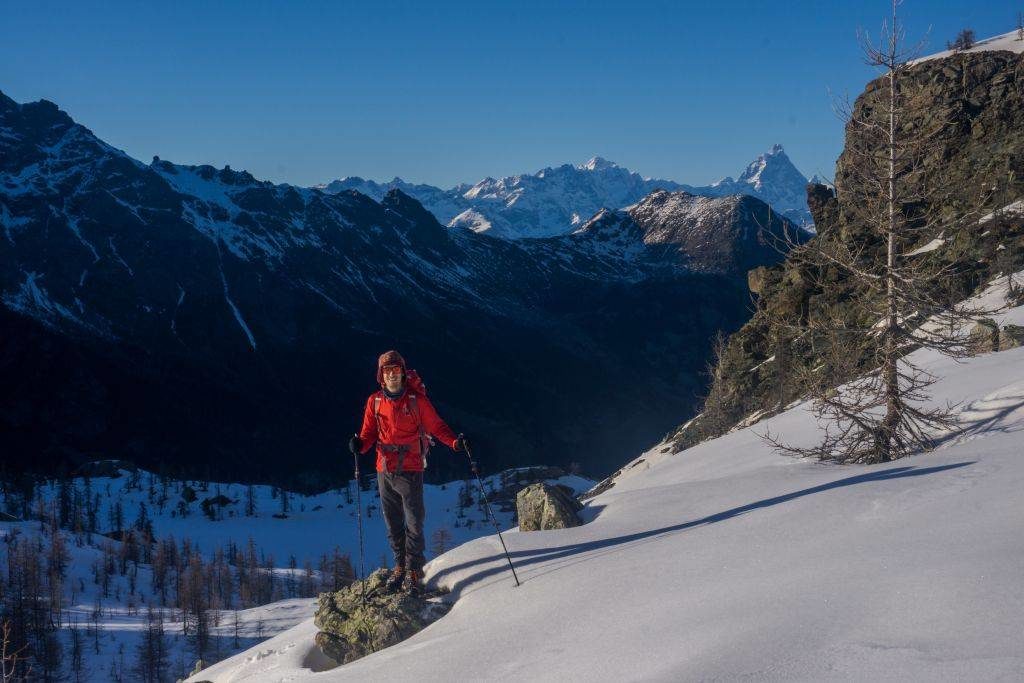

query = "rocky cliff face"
[668, 49, 1024, 453]
[0, 91, 801, 484]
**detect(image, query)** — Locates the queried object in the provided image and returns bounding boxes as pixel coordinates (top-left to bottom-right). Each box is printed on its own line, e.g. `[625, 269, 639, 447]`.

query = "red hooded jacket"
[357, 370, 459, 473]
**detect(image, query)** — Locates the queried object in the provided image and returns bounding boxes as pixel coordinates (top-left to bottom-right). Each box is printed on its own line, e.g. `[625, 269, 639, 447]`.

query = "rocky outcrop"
[806, 183, 838, 235]
[1002, 324, 1024, 349]
[516, 483, 582, 531]
[667, 49, 1024, 454]
[969, 319, 1001, 354]
[313, 569, 450, 666]
[969, 320, 1024, 354]
[486, 466, 567, 514]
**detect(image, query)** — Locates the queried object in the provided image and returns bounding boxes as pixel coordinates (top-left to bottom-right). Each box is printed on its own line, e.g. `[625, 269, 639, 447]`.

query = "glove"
[348, 435, 362, 455]
[454, 434, 468, 452]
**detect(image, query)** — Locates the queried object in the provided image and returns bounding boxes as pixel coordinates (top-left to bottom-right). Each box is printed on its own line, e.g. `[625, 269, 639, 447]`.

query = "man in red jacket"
[348, 350, 466, 594]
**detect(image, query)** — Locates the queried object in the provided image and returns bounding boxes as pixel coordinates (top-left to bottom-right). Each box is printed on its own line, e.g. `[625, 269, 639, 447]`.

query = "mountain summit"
[577, 156, 619, 172]
[711, 144, 810, 220]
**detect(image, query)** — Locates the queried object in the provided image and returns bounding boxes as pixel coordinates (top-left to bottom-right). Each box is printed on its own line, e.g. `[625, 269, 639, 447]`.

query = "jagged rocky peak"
[578, 156, 619, 172]
[0, 91, 74, 132]
[194, 164, 259, 187]
[381, 188, 449, 242]
[0, 92, 97, 161]
[573, 207, 643, 243]
[627, 189, 734, 240]
[382, 187, 429, 215]
[623, 188, 806, 275]
[735, 144, 805, 190]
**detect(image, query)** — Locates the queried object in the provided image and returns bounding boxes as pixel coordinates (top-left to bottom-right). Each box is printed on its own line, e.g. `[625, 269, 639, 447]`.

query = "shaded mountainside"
[0, 92, 801, 486]
[667, 49, 1024, 454]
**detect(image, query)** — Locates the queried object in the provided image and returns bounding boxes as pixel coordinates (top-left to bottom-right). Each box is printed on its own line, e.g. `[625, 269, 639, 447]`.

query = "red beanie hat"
[376, 350, 407, 385]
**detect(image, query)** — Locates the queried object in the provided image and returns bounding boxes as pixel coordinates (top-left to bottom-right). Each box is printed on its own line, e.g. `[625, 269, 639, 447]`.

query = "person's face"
[382, 364, 404, 392]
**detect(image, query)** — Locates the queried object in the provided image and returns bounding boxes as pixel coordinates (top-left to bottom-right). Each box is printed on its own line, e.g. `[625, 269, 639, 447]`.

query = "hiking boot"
[384, 565, 406, 592]
[402, 569, 424, 596]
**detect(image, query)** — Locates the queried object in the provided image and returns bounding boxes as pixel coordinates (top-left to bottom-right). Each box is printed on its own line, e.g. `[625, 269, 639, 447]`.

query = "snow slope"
[912, 29, 1024, 65]
[197, 283, 1024, 681]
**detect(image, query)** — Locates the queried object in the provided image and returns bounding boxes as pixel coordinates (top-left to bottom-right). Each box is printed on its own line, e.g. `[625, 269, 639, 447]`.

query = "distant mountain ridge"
[318, 147, 812, 238]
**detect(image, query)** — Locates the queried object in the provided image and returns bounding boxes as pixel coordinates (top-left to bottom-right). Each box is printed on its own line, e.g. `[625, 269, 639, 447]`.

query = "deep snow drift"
[196, 278, 1024, 681]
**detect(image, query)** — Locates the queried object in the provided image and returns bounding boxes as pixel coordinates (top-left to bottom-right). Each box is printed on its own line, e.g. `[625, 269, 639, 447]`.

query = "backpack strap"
[372, 393, 403, 473]
[373, 394, 383, 434]
[408, 394, 432, 470]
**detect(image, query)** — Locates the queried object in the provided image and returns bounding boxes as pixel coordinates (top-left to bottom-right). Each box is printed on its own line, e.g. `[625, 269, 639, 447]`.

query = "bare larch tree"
[765, 0, 1009, 464]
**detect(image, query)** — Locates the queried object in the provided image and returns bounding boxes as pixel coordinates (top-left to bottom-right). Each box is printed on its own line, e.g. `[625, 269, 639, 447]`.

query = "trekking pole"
[351, 441, 367, 605]
[461, 436, 520, 587]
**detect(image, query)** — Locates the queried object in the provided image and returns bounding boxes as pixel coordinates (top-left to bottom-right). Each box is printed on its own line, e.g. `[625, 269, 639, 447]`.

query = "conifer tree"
[133, 607, 168, 683]
[68, 619, 83, 683]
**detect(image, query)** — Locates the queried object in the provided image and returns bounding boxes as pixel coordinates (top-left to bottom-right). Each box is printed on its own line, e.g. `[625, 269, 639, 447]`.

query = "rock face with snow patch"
[313, 569, 449, 665]
[516, 483, 582, 531]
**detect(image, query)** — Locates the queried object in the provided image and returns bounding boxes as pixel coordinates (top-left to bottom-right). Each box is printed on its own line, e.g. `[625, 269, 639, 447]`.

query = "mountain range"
[0, 90, 808, 484]
[318, 144, 812, 239]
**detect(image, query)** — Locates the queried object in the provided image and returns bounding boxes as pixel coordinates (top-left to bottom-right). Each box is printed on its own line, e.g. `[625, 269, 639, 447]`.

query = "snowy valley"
[0, 465, 591, 680]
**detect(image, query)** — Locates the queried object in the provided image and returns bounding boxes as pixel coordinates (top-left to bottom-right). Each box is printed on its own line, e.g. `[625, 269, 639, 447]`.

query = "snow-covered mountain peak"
[737, 143, 801, 190]
[577, 156, 619, 172]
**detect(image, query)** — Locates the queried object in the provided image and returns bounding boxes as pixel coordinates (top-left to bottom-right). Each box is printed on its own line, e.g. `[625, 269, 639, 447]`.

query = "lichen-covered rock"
[748, 266, 769, 295]
[806, 182, 839, 235]
[516, 483, 582, 531]
[1001, 324, 1024, 350]
[313, 569, 449, 666]
[969, 318, 1000, 354]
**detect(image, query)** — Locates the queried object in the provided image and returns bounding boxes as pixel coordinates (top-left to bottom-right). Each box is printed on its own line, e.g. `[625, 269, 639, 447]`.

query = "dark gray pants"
[377, 471, 426, 572]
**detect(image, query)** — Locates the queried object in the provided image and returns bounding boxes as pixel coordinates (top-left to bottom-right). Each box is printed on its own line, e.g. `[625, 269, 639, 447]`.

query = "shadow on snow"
[429, 461, 974, 597]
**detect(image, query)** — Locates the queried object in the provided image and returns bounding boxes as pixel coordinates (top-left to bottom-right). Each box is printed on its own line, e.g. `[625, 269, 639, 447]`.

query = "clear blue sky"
[2, 1, 1019, 188]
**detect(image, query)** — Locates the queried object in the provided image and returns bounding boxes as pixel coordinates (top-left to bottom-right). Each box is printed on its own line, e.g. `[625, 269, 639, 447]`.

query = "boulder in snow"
[313, 569, 449, 666]
[1001, 324, 1024, 350]
[969, 319, 1024, 354]
[516, 483, 582, 531]
[968, 318, 1000, 354]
